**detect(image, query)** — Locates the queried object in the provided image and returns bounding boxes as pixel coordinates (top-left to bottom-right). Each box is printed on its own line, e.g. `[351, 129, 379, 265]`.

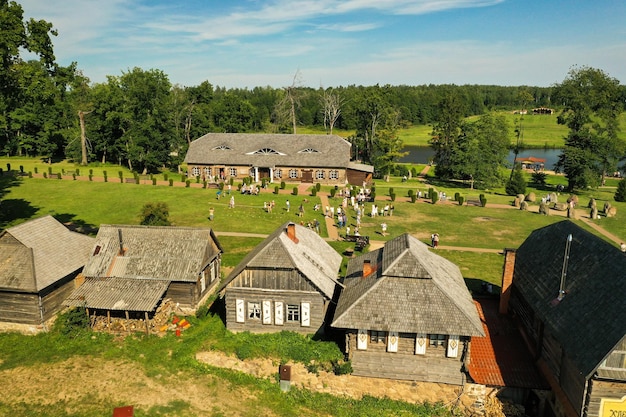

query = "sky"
[20, 0, 626, 89]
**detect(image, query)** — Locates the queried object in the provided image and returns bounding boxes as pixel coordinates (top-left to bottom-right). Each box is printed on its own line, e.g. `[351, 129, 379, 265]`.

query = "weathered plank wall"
[587, 380, 626, 417]
[0, 292, 41, 324]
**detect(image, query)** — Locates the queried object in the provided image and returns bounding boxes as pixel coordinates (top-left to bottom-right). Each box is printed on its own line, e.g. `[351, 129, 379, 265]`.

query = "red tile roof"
[468, 298, 548, 389]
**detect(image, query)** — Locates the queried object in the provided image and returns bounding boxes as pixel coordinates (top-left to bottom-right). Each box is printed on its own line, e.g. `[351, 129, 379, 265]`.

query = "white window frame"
[286, 304, 300, 322]
[203, 167, 211, 177]
[316, 170, 325, 179]
[191, 166, 200, 177]
[289, 169, 298, 179]
[229, 167, 237, 176]
[274, 169, 282, 179]
[329, 170, 339, 180]
[248, 301, 261, 320]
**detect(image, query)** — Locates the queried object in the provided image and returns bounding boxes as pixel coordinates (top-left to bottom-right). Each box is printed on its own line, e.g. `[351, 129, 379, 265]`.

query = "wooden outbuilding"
[184, 133, 373, 185]
[65, 225, 222, 321]
[218, 222, 342, 334]
[0, 216, 95, 326]
[331, 233, 484, 385]
[500, 220, 626, 417]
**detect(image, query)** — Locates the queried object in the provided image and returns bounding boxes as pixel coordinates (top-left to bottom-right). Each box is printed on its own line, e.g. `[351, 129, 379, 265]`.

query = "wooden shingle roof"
[331, 234, 484, 336]
[512, 220, 626, 379]
[184, 133, 355, 169]
[82, 225, 222, 283]
[65, 277, 169, 312]
[0, 216, 95, 292]
[219, 222, 342, 299]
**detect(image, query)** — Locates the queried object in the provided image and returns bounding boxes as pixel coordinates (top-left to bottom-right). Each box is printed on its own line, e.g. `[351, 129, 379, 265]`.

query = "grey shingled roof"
[65, 277, 169, 312]
[331, 234, 484, 336]
[184, 133, 355, 169]
[0, 216, 95, 292]
[512, 220, 626, 379]
[219, 222, 342, 299]
[82, 225, 221, 282]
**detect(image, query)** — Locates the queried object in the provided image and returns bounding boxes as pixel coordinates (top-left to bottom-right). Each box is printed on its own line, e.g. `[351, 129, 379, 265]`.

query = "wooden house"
[331, 233, 484, 385]
[0, 216, 95, 326]
[65, 225, 222, 320]
[184, 133, 373, 185]
[218, 222, 342, 334]
[500, 220, 626, 417]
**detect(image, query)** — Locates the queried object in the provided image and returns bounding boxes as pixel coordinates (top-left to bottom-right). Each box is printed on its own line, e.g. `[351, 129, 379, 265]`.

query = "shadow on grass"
[52, 213, 99, 235]
[465, 277, 502, 297]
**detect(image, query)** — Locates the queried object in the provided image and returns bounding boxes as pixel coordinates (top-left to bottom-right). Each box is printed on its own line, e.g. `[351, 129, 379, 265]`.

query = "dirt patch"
[196, 350, 478, 411]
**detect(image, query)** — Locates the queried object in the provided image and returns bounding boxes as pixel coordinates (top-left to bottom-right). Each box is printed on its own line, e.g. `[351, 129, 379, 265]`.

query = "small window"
[286, 304, 300, 322]
[247, 148, 284, 155]
[370, 330, 386, 344]
[203, 167, 211, 176]
[429, 334, 446, 347]
[93, 245, 101, 255]
[289, 169, 298, 179]
[213, 145, 231, 150]
[229, 168, 237, 177]
[192, 166, 200, 176]
[298, 148, 320, 153]
[329, 170, 339, 179]
[315, 170, 325, 179]
[248, 302, 261, 320]
[274, 169, 282, 179]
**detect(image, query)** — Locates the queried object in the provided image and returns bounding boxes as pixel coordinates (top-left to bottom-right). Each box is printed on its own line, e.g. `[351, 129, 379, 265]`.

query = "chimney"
[286, 223, 298, 243]
[499, 248, 516, 314]
[118, 228, 125, 256]
[363, 259, 373, 278]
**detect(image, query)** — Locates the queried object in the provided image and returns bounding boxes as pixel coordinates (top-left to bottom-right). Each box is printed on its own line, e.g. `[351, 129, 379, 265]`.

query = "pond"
[399, 146, 562, 169]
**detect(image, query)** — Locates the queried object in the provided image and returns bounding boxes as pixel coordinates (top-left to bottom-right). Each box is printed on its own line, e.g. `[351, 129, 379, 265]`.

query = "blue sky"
[21, 0, 626, 88]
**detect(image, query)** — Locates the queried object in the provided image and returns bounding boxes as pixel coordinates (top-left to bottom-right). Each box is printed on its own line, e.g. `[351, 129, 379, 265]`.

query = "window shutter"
[447, 335, 459, 358]
[235, 299, 245, 323]
[301, 302, 310, 327]
[415, 333, 427, 355]
[357, 329, 368, 350]
[387, 331, 399, 352]
[262, 300, 272, 324]
[274, 301, 284, 325]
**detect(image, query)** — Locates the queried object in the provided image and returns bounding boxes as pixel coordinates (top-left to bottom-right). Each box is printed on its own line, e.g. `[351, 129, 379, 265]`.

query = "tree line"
[2, 1, 625, 191]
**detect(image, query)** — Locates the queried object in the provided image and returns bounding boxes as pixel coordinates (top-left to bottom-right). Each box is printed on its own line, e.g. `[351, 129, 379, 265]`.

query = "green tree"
[615, 178, 626, 202]
[506, 166, 527, 195]
[553, 66, 624, 191]
[430, 91, 465, 179]
[140, 202, 171, 226]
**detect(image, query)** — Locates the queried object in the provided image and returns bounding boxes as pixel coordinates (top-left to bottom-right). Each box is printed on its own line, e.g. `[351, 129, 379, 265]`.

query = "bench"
[124, 178, 138, 184]
[345, 235, 369, 251]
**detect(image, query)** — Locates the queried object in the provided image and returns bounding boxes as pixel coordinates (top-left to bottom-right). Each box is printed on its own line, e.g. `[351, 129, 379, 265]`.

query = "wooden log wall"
[587, 380, 626, 417]
[40, 275, 77, 321]
[165, 282, 197, 308]
[0, 291, 41, 324]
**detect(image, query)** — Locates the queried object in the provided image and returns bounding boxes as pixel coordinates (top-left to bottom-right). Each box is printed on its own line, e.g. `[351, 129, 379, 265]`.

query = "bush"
[370, 192, 376, 200]
[203, 180, 207, 189]
[293, 187, 298, 196]
[428, 187, 434, 199]
[88, 174, 93, 181]
[140, 202, 171, 226]
[280, 181, 286, 189]
[229, 177, 234, 186]
[410, 194, 417, 203]
[333, 360, 353, 375]
[89, 168, 93, 175]
[43, 172, 47, 178]
[480, 194, 487, 207]
[431, 192, 439, 204]
[34, 167, 38, 173]
[103, 174, 108, 182]
[454, 192, 460, 201]
[613, 178, 626, 202]
[19, 165, 24, 173]
[390, 193, 396, 202]
[274, 185, 279, 194]
[28, 171, 32, 178]
[118, 171, 123, 182]
[48, 166, 52, 174]
[57, 173, 62, 179]
[330, 188, 336, 198]
[408, 189, 414, 197]
[185, 180, 191, 187]
[458, 196, 465, 206]
[169, 179, 174, 186]
[181, 174, 186, 182]
[76, 168, 80, 176]
[53, 308, 90, 338]
[218, 182, 224, 190]
[388, 187, 394, 196]
[311, 188, 317, 196]
[6, 163, 11, 171]
[531, 171, 548, 187]
[411, 167, 418, 177]
[315, 183, 321, 191]
[153, 178, 157, 185]
[164, 173, 168, 181]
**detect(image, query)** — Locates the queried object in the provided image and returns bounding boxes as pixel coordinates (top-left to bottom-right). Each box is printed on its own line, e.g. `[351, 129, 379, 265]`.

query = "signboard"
[600, 395, 626, 417]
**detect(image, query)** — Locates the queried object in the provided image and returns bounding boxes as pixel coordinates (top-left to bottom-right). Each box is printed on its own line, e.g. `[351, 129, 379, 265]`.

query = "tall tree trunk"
[77, 110, 92, 166]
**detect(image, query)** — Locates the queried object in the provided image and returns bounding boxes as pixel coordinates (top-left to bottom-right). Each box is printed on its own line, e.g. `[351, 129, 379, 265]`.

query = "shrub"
[34, 167, 38, 173]
[53, 308, 90, 338]
[28, 171, 32, 178]
[229, 177, 234, 186]
[407, 189, 414, 197]
[315, 183, 321, 191]
[118, 171, 123, 182]
[411, 167, 418, 177]
[181, 174, 186, 182]
[458, 196, 465, 206]
[169, 179, 174, 186]
[203, 180, 207, 189]
[390, 193, 396, 202]
[388, 187, 394, 196]
[333, 360, 353, 376]
[274, 185, 279, 194]
[89, 169, 93, 175]
[454, 192, 460, 201]
[311, 188, 317, 196]
[218, 182, 224, 190]
[370, 191, 376, 200]
[6, 163, 11, 171]
[19, 165, 24, 173]
[292, 187, 298, 196]
[431, 192, 439, 204]
[48, 166, 52, 174]
[480, 194, 487, 207]
[57, 173, 61, 179]
[76, 168, 80, 176]
[140, 202, 171, 226]
[62, 168, 65, 175]
[103, 173, 108, 182]
[153, 178, 157, 186]
[43, 172, 47, 178]
[615, 178, 626, 202]
[531, 171, 548, 187]
[280, 181, 286, 189]
[506, 167, 527, 195]
[88, 174, 93, 181]
[103, 170, 107, 176]
[410, 194, 417, 203]
[428, 187, 434, 199]
[164, 173, 169, 181]
[185, 180, 191, 187]
[330, 188, 336, 198]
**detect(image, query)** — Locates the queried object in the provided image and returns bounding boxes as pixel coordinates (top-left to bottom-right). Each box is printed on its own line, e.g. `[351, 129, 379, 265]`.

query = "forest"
[2, 1, 625, 190]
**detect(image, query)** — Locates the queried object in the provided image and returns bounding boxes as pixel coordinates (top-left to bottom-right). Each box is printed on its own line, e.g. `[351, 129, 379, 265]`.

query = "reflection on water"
[399, 146, 562, 169]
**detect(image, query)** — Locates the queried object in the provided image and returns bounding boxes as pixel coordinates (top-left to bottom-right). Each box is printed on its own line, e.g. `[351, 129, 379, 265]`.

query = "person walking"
[209, 207, 214, 221]
[433, 233, 439, 249]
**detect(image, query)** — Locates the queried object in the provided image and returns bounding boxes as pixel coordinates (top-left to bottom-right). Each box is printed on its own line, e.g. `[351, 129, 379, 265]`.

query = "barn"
[0, 216, 95, 327]
[65, 225, 222, 322]
[218, 222, 342, 334]
[331, 233, 484, 385]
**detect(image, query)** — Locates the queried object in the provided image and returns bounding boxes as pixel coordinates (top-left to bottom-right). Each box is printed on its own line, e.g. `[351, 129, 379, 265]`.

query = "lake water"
[399, 146, 562, 169]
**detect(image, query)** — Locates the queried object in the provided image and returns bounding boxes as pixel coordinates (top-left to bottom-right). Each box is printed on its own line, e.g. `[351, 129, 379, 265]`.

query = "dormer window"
[247, 148, 284, 155]
[299, 148, 320, 153]
[213, 145, 232, 150]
